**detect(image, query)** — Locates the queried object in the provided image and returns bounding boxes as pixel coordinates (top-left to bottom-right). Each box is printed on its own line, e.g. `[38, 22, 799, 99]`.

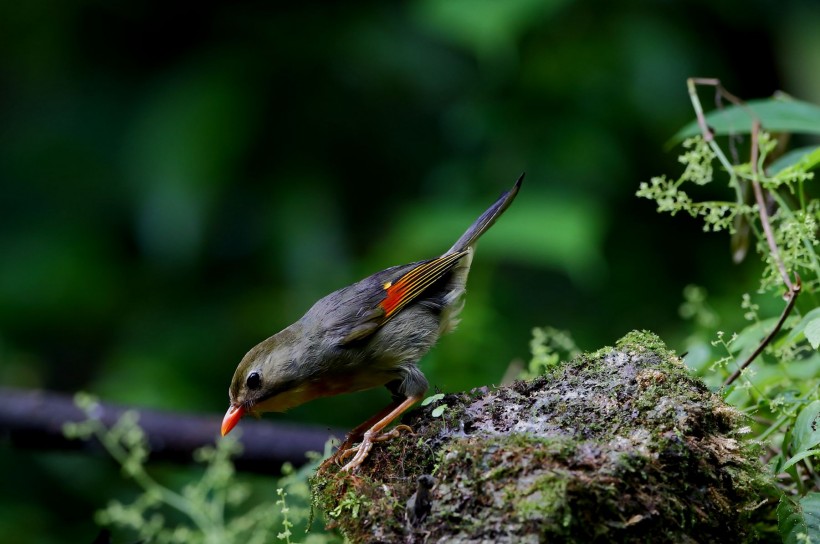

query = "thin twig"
[687, 78, 803, 387]
[687, 78, 755, 139]
[687, 78, 743, 198]
[687, 78, 716, 142]
[723, 121, 801, 386]
[724, 275, 801, 387]
[749, 120, 794, 291]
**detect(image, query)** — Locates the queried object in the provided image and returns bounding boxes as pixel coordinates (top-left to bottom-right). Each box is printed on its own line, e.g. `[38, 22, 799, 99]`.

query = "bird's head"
[221, 326, 310, 436]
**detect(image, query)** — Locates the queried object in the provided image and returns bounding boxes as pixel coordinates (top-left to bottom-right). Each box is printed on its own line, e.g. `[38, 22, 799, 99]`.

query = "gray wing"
[305, 253, 467, 347]
[303, 261, 423, 347]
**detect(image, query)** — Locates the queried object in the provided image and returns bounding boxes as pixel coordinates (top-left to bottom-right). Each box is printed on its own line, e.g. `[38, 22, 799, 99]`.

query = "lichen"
[311, 331, 775, 543]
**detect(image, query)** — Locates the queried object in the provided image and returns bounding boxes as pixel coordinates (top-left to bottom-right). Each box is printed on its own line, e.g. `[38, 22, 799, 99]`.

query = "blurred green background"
[2, 0, 820, 541]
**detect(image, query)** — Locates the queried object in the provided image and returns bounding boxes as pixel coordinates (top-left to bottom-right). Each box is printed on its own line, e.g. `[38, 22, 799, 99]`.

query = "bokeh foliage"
[1, 0, 819, 542]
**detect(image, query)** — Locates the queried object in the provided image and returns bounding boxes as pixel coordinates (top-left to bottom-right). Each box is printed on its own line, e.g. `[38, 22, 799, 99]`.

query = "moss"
[312, 331, 775, 543]
[518, 471, 570, 520]
[615, 329, 677, 356]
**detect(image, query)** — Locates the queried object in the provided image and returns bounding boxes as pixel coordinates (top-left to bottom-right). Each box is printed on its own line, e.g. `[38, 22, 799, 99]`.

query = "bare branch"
[0, 387, 341, 475]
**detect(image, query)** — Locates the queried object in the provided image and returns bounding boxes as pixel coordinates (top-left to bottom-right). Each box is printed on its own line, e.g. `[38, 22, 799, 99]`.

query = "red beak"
[221, 404, 246, 436]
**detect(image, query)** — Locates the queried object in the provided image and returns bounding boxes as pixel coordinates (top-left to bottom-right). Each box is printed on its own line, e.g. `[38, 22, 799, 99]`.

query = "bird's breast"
[251, 368, 397, 414]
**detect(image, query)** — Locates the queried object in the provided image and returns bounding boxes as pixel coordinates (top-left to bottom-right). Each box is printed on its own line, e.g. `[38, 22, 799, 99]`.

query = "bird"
[221, 174, 523, 471]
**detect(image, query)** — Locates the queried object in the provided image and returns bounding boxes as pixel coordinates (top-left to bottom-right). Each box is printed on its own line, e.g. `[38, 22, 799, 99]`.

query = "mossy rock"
[312, 331, 775, 543]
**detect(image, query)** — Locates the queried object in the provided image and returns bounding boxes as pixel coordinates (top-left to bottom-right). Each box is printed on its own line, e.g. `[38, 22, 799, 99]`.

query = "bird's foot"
[336, 424, 415, 472]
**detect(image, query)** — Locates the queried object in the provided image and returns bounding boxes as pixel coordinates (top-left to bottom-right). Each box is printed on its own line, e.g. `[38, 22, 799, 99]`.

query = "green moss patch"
[312, 331, 774, 543]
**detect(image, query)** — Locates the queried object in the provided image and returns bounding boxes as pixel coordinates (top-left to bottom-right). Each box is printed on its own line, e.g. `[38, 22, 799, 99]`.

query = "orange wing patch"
[380, 251, 467, 319]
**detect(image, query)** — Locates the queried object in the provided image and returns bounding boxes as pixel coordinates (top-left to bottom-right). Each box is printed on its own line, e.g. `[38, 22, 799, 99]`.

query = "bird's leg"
[338, 395, 422, 472]
[324, 398, 405, 469]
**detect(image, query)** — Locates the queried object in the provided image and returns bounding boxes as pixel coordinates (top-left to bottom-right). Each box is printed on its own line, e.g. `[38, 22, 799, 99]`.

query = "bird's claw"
[333, 424, 416, 471]
[376, 424, 414, 441]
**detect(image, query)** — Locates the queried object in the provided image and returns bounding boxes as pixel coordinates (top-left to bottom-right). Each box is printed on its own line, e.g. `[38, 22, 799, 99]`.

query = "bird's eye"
[246, 371, 261, 390]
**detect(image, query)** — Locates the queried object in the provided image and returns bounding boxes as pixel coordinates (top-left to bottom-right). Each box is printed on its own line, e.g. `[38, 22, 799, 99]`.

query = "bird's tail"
[446, 173, 524, 254]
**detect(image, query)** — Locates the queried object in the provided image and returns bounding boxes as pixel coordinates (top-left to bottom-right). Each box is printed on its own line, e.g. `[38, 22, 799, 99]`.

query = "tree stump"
[312, 331, 774, 543]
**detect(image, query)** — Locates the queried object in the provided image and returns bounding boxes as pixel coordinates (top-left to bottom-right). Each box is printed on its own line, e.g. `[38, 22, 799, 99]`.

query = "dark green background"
[2, 0, 819, 541]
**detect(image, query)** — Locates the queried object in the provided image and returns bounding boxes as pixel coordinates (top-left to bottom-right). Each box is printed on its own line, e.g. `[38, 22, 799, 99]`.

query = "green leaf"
[781, 449, 820, 473]
[670, 97, 820, 147]
[778, 493, 820, 544]
[792, 400, 820, 454]
[769, 146, 820, 175]
[431, 405, 447, 418]
[806, 319, 820, 350]
[782, 308, 820, 348]
[421, 393, 445, 407]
